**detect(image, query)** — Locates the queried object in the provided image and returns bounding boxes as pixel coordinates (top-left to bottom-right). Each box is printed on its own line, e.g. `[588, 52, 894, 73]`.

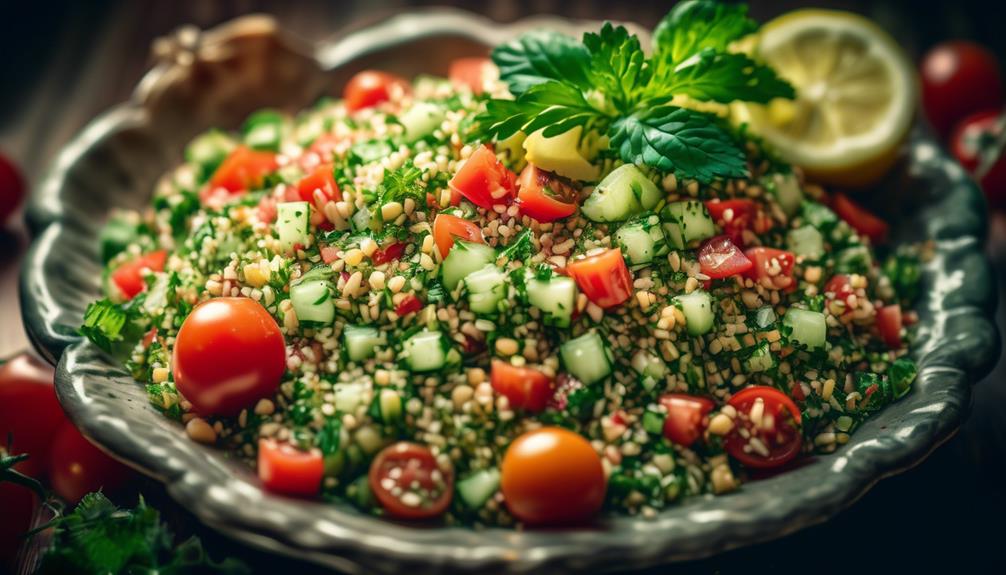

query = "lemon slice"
[734, 10, 915, 187]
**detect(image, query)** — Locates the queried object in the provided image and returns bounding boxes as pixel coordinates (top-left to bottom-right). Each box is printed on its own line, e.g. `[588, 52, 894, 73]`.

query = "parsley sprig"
[477, 0, 794, 183]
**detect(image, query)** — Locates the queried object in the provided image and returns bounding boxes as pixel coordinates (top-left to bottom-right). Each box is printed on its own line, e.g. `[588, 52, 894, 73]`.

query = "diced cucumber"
[642, 409, 666, 435]
[787, 225, 824, 260]
[442, 241, 497, 290]
[631, 349, 667, 379]
[523, 126, 599, 182]
[457, 468, 500, 509]
[291, 280, 335, 324]
[800, 200, 838, 231]
[378, 389, 403, 424]
[674, 290, 715, 336]
[661, 201, 715, 249]
[525, 274, 577, 327]
[402, 330, 448, 372]
[350, 140, 393, 165]
[745, 342, 776, 373]
[582, 164, 660, 222]
[560, 332, 613, 385]
[783, 308, 827, 349]
[400, 102, 445, 142]
[352, 206, 372, 232]
[242, 110, 284, 152]
[615, 216, 666, 266]
[344, 325, 384, 361]
[334, 382, 366, 413]
[185, 129, 236, 181]
[99, 216, 137, 263]
[767, 172, 803, 217]
[464, 265, 507, 315]
[835, 245, 872, 275]
[277, 201, 312, 253]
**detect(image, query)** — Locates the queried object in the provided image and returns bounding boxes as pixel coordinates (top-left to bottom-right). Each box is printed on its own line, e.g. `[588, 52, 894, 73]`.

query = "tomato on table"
[743, 247, 795, 291]
[448, 57, 496, 95]
[920, 41, 1004, 137]
[876, 304, 903, 349]
[567, 248, 633, 309]
[369, 442, 453, 520]
[490, 359, 553, 413]
[110, 250, 167, 301]
[0, 151, 25, 226]
[0, 482, 36, 565]
[172, 297, 286, 417]
[705, 199, 764, 245]
[500, 427, 605, 525]
[48, 421, 133, 503]
[258, 439, 324, 496]
[724, 386, 803, 469]
[371, 241, 407, 265]
[394, 294, 424, 317]
[207, 146, 278, 195]
[344, 70, 409, 113]
[432, 213, 484, 258]
[832, 193, 889, 243]
[950, 109, 1006, 209]
[658, 394, 716, 447]
[0, 354, 63, 479]
[516, 163, 577, 222]
[698, 235, 753, 280]
[448, 145, 517, 210]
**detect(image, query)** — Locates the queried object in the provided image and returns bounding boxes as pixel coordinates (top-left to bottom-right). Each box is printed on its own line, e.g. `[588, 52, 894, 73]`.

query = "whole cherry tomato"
[0, 354, 63, 479]
[48, 421, 133, 503]
[950, 109, 1006, 209]
[920, 41, 1004, 137]
[0, 152, 25, 226]
[344, 70, 410, 113]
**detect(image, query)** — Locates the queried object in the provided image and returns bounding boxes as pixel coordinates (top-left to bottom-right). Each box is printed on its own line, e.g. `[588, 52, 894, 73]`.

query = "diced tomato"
[320, 245, 341, 264]
[296, 163, 341, 205]
[743, 247, 796, 292]
[208, 146, 278, 194]
[877, 304, 903, 349]
[448, 57, 497, 95]
[724, 386, 803, 469]
[141, 327, 159, 349]
[395, 294, 424, 317]
[258, 439, 323, 497]
[824, 274, 856, 311]
[659, 394, 716, 447]
[516, 163, 577, 222]
[257, 194, 278, 224]
[790, 382, 807, 401]
[432, 213, 484, 258]
[448, 145, 517, 209]
[369, 442, 453, 520]
[307, 133, 343, 163]
[567, 249, 633, 309]
[491, 359, 553, 413]
[372, 241, 407, 265]
[698, 235, 753, 280]
[344, 70, 409, 113]
[111, 250, 167, 300]
[832, 193, 889, 243]
[705, 199, 766, 245]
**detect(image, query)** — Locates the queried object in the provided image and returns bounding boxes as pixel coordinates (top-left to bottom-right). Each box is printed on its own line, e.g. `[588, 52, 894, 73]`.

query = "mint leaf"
[609, 106, 747, 183]
[653, 0, 758, 65]
[583, 23, 647, 109]
[476, 81, 603, 141]
[492, 31, 592, 96]
[378, 161, 425, 206]
[656, 50, 795, 104]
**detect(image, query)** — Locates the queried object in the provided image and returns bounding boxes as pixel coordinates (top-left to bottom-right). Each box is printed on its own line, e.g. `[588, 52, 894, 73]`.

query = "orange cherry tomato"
[725, 386, 803, 469]
[448, 145, 517, 210]
[48, 421, 134, 503]
[432, 213, 484, 258]
[258, 439, 324, 497]
[658, 394, 716, 447]
[516, 163, 577, 222]
[172, 297, 286, 417]
[369, 442, 453, 520]
[344, 70, 410, 113]
[567, 248, 633, 309]
[876, 304, 903, 349]
[207, 146, 278, 195]
[501, 427, 606, 525]
[490, 359, 553, 413]
[110, 250, 167, 300]
[0, 354, 63, 480]
[832, 193, 888, 243]
[448, 57, 496, 95]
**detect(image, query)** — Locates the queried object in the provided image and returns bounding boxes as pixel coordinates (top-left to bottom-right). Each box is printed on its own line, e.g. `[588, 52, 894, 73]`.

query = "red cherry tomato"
[344, 70, 410, 113]
[698, 235, 753, 280]
[950, 109, 1006, 209]
[567, 248, 633, 309]
[448, 57, 496, 95]
[705, 199, 763, 245]
[48, 421, 133, 503]
[743, 247, 796, 291]
[0, 152, 25, 226]
[0, 482, 36, 565]
[920, 41, 1004, 137]
[659, 394, 716, 447]
[832, 193, 889, 243]
[490, 359, 553, 413]
[207, 146, 278, 195]
[258, 439, 323, 497]
[371, 241, 407, 265]
[516, 163, 577, 222]
[448, 145, 517, 210]
[0, 355, 63, 479]
[500, 427, 605, 525]
[110, 250, 167, 301]
[432, 213, 484, 258]
[725, 386, 803, 469]
[369, 442, 453, 520]
[394, 294, 424, 317]
[172, 297, 286, 417]
[876, 304, 903, 349]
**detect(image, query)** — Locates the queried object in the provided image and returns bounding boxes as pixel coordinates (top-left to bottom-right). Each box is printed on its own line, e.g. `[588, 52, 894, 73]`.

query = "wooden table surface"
[3, 1, 1006, 573]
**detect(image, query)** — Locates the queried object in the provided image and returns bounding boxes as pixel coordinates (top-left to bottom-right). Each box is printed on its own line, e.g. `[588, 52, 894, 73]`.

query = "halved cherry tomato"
[743, 247, 796, 292]
[395, 294, 424, 317]
[516, 163, 577, 222]
[372, 241, 407, 265]
[0, 151, 25, 226]
[448, 145, 517, 209]
[369, 442, 453, 520]
[432, 213, 484, 258]
[698, 235, 753, 280]
[208, 146, 278, 195]
[920, 41, 1004, 137]
[0, 354, 63, 479]
[725, 386, 803, 469]
[49, 421, 134, 503]
[491, 359, 553, 413]
[173, 297, 286, 417]
[344, 70, 409, 113]
[296, 163, 341, 206]
[258, 439, 323, 496]
[110, 250, 167, 300]
[824, 274, 856, 312]
[832, 193, 888, 243]
[658, 394, 716, 447]
[500, 427, 605, 525]
[877, 304, 903, 349]
[448, 57, 496, 95]
[567, 248, 633, 309]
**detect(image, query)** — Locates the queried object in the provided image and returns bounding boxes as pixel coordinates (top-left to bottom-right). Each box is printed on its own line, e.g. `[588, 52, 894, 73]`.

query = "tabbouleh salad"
[81, 1, 923, 526]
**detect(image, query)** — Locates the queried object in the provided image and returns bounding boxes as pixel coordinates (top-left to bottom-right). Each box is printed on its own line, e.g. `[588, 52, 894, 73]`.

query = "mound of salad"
[82, 1, 923, 526]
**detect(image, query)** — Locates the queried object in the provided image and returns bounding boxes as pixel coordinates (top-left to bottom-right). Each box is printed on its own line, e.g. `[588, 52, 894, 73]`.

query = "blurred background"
[1, 1, 1005, 573]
